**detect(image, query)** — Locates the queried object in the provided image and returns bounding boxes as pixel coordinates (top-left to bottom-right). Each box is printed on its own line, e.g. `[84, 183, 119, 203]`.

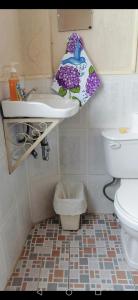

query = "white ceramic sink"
[1, 94, 80, 118]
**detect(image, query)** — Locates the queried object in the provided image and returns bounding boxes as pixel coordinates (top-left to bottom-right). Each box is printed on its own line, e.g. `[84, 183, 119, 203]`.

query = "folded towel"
[52, 32, 101, 106]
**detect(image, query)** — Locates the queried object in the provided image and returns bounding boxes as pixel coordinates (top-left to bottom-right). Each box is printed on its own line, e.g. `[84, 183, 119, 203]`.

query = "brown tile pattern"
[5, 213, 138, 291]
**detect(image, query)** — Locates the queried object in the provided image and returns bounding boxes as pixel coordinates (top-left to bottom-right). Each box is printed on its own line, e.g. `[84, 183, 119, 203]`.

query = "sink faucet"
[23, 87, 37, 101]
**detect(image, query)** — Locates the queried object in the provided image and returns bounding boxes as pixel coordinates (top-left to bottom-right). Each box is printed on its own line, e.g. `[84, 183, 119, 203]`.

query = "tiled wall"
[24, 77, 60, 223]
[0, 82, 32, 290]
[24, 74, 138, 215]
[26, 127, 60, 223]
[0, 77, 60, 289]
[59, 74, 138, 213]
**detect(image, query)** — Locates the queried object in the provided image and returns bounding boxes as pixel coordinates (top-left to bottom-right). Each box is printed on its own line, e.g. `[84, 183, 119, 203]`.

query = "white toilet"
[102, 113, 138, 269]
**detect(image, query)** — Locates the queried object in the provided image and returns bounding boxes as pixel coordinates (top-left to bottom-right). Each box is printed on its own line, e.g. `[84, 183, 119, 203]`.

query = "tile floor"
[5, 213, 138, 291]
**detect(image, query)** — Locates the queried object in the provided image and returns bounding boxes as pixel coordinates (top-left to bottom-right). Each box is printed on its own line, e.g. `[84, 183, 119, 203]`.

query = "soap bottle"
[9, 63, 20, 101]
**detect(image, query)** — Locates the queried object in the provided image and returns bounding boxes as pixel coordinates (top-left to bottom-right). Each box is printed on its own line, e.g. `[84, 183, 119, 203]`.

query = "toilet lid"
[116, 180, 138, 221]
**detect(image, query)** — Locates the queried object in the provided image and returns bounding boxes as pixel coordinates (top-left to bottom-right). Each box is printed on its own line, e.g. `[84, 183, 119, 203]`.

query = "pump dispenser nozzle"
[10, 62, 19, 72]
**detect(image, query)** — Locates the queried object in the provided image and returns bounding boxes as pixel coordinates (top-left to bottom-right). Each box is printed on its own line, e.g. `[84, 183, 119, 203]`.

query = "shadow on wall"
[85, 179, 120, 214]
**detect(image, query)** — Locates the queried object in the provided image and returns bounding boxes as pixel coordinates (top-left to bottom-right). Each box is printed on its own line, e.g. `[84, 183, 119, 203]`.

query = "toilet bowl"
[101, 117, 138, 269]
[114, 179, 138, 269]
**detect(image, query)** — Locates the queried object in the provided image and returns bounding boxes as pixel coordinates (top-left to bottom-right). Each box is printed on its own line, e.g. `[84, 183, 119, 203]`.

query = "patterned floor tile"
[5, 259, 42, 291]
[69, 245, 136, 291]
[38, 245, 69, 291]
[5, 213, 138, 291]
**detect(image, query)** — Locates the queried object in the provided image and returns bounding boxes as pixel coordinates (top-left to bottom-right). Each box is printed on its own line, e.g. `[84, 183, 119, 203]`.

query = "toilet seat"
[114, 180, 138, 230]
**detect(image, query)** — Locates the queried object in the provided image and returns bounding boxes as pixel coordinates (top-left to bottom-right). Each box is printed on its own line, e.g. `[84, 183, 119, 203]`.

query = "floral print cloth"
[52, 33, 101, 106]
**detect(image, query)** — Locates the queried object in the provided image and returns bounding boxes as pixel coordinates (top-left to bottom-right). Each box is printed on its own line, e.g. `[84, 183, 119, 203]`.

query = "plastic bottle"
[8, 63, 20, 101]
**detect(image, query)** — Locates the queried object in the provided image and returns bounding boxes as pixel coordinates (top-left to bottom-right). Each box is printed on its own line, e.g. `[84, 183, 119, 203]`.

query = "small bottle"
[9, 63, 20, 101]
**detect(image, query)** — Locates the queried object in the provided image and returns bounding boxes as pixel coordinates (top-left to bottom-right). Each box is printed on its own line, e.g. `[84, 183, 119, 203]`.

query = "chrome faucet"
[23, 87, 37, 101]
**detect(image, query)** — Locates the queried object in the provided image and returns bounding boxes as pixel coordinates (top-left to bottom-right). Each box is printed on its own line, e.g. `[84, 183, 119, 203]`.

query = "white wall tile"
[88, 129, 106, 174]
[15, 164, 32, 243]
[0, 158, 16, 225]
[59, 104, 88, 130]
[117, 75, 133, 128]
[0, 207, 22, 280]
[59, 74, 138, 214]
[29, 175, 58, 223]
[9, 161, 27, 200]
[0, 158, 31, 224]
[130, 75, 138, 113]
[59, 129, 87, 175]
[86, 175, 115, 213]
[0, 236, 8, 290]
[0, 102, 31, 289]
[88, 75, 131, 129]
[88, 76, 120, 128]
[16, 200, 31, 246]
[23, 79, 60, 223]
[0, 117, 6, 160]
[60, 174, 87, 184]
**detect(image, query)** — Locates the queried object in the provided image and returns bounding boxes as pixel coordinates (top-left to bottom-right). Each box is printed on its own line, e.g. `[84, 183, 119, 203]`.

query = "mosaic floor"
[5, 213, 138, 291]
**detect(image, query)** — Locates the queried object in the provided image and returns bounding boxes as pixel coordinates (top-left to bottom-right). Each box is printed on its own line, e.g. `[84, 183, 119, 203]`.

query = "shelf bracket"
[3, 118, 61, 174]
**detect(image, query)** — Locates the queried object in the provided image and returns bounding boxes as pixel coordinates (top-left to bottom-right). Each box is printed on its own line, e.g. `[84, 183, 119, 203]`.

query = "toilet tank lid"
[102, 129, 138, 141]
[116, 180, 138, 220]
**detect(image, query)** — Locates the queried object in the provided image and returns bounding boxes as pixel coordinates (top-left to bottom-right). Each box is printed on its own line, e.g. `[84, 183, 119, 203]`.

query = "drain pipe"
[103, 177, 116, 202]
[103, 177, 120, 219]
[41, 136, 50, 161]
[17, 124, 38, 159]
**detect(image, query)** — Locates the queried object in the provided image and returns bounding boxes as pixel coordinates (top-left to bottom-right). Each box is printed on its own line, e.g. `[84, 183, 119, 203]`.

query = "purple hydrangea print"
[56, 66, 80, 89]
[86, 72, 101, 96]
[66, 32, 84, 53]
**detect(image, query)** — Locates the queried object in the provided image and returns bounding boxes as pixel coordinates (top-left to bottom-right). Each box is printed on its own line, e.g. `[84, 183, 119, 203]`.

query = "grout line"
[37, 258, 44, 292]
[130, 273, 137, 291]
[67, 242, 70, 291]
[56, 125, 61, 181]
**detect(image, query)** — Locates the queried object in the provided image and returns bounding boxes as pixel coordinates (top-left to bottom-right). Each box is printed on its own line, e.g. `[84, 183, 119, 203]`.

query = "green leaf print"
[58, 87, 67, 97]
[89, 65, 95, 74]
[72, 96, 81, 107]
[70, 86, 80, 93]
[72, 96, 79, 100]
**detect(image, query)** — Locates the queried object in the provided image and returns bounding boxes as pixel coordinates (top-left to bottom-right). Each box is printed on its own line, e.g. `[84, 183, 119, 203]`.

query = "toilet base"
[121, 226, 138, 269]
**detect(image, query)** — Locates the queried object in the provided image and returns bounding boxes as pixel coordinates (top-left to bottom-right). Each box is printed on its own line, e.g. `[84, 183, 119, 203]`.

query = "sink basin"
[1, 94, 80, 118]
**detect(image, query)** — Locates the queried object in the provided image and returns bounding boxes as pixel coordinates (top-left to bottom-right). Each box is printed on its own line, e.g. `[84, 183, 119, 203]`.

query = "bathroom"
[0, 8, 138, 292]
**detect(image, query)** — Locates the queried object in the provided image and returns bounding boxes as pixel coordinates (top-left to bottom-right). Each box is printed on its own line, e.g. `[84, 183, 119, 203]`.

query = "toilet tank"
[102, 129, 138, 178]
